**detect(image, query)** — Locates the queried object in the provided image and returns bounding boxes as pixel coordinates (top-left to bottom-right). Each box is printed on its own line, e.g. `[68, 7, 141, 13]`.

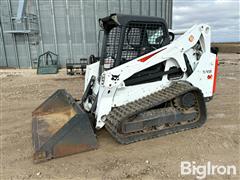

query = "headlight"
[100, 73, 105, 85]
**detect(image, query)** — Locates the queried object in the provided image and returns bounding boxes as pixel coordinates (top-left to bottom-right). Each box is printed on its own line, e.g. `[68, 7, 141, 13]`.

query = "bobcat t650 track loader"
[32, 14, 218, 163]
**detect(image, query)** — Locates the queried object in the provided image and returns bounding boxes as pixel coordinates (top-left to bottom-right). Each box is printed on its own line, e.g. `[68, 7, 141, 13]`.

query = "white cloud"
[173, 0, 240, 42]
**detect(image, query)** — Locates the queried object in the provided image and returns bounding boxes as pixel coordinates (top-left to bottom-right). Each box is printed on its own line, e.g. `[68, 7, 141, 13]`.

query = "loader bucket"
[32, 89, 97, 163]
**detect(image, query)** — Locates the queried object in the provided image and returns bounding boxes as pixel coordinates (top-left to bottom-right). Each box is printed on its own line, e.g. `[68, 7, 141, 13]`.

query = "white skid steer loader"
[32, 14, 218, 163]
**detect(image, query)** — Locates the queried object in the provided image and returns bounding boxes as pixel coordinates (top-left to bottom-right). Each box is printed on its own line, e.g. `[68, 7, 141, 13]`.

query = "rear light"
[212, 56, 218, 94]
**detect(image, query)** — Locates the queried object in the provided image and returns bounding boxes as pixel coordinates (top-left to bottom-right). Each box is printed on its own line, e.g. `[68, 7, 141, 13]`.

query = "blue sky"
[173, 0, 240, 42]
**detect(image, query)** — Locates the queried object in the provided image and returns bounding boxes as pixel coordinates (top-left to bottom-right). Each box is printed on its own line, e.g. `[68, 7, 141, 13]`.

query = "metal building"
[0, 0, 173, 68]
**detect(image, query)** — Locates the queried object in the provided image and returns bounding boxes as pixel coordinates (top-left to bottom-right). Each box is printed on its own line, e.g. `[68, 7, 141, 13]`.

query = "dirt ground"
[0, 53, 239, 180]
[212, 43, 240, 53]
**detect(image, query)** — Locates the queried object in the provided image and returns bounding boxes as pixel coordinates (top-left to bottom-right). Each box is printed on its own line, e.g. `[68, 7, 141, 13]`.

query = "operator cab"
[99, 13, 170, 71]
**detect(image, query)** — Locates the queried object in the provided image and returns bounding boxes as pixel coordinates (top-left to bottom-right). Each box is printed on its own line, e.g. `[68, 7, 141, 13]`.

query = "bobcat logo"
[111, 74, 120, 81]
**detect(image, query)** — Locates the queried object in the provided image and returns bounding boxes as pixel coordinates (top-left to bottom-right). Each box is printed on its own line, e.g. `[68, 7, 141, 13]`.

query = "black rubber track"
[105, 81, 207, 144]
